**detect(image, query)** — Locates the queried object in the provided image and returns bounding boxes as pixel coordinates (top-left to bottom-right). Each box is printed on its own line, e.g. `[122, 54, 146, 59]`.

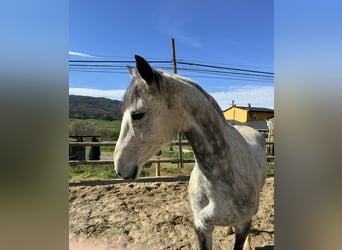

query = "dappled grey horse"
[114, 55, 267, 250]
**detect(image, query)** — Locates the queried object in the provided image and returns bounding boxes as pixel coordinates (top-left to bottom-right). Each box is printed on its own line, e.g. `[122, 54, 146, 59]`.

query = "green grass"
[101, 146, 115, 154]
[267, 161, 274, 175]
[69, 165, 118, 181]
[68, 163, 194, 181]
[140, 163, 194, 177]
[161, 147, 194, 159]
[69, 118, 121, 130]
[69, 161, 274, 181]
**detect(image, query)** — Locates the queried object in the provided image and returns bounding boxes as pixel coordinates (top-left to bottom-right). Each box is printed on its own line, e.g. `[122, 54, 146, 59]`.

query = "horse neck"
[170, 79, 233, 177]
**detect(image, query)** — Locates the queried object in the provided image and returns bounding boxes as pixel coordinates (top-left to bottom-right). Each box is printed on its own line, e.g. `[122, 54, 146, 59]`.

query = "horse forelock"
[121, 70, 162, 111]
[122, 78, 139, 111]
[121, 77, 151, 111]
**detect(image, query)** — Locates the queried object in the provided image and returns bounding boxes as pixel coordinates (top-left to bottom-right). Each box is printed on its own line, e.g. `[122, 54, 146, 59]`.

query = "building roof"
[223, 105, 274, 113]
[227, 120, 269, 131]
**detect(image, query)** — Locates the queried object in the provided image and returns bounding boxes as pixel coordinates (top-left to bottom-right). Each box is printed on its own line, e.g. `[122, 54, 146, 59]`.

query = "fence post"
[171, 38, 184, 168]
[155, 162, 160, 176]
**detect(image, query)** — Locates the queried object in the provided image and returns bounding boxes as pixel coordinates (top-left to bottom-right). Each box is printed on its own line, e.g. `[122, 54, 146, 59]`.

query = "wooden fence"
[69, 139, 195, 176]
[265, 141, 275, 161]
[69, 139, 274, 176]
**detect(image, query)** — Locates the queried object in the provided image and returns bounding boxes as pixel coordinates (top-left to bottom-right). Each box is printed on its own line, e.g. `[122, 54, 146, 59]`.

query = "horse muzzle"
[116, 165, 138, 180]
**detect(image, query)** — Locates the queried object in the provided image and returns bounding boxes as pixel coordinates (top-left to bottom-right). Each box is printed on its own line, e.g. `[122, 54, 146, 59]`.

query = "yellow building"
[223, 103, 274, 123]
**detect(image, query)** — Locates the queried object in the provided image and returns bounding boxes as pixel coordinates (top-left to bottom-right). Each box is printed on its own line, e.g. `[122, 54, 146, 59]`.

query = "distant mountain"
[69, 95, 123, 120]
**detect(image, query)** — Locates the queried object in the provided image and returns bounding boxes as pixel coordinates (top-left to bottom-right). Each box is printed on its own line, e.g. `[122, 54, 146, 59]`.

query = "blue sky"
[69, 0, 274, 109]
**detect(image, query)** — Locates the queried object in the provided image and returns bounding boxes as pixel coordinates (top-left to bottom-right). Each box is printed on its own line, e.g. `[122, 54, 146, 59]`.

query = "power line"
[69, 60, 172, 64]
[69, 58, 274, 83]
[177, 61, 273, 75]
[181, 74, 274, 82]
[176, 67, 273, 78]
[69, 59, 273, 75]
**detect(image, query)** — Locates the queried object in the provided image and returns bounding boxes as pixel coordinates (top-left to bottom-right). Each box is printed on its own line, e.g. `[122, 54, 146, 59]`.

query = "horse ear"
[127, 66, 137, 78]
[135, 55, 154, 84]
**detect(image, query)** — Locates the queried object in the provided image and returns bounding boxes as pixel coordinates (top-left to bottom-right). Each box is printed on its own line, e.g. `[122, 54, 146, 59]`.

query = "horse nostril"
[116, 166, 138, 180]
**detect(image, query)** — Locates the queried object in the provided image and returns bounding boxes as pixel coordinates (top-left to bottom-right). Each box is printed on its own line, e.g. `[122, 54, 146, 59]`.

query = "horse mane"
[159, 71, 227, 123]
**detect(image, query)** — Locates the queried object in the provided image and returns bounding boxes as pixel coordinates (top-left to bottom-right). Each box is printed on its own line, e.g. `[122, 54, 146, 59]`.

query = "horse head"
[114, 55, 180, 179]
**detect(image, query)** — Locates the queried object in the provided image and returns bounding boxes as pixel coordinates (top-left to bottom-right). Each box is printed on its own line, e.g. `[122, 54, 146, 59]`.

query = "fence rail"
[69, 139, 274, 176]
[69, 139, 189, 147]
[69, 140, 274, 149]
[69, 158, 195, 166]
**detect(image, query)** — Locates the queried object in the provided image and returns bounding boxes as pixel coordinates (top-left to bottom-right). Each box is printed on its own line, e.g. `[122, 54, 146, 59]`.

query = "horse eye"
[131, 111, 145, 120]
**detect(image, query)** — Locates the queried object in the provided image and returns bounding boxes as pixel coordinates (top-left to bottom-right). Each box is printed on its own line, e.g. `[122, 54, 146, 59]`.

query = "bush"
[69, 119, 120, 139]
[69, 121, 96, 136]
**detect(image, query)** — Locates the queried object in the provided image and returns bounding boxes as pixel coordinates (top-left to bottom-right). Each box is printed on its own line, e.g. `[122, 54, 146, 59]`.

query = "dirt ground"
[69, 177, 274, 250]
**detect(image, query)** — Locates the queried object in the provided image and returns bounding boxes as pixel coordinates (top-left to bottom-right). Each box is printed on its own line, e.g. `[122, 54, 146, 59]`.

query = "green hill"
[69, 95, 122, 120]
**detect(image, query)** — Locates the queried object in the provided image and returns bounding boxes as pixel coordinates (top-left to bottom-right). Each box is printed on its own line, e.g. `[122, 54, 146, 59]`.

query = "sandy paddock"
[69, 177, 274, 250]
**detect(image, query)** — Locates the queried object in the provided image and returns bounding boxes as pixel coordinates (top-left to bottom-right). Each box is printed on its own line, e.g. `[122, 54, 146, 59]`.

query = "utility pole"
[171, 38, 177, 74]
[171, 38, 184, 168]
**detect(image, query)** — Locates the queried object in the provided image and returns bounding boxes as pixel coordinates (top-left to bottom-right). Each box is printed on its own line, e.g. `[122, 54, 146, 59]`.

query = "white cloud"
[210, 85, 274, 110]
[157, 4, 204, 49]
[177, 33, 204, 48]
[69, 51, 96, 58]
[69, 88, 126, 101]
